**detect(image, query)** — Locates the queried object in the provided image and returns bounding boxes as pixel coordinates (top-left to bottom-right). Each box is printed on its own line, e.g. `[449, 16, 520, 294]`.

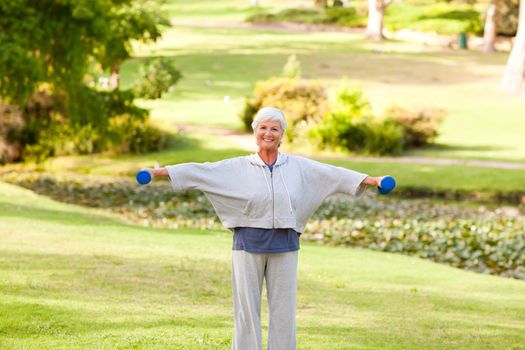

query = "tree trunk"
[483, 1, 497, 53]
[367, 0, 386, 41]
[501, 0, 525, 95]
[251, 0, 259, 7]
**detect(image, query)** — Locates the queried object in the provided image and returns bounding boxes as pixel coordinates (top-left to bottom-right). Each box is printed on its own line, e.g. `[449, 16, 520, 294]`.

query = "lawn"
[1, 182, 525, 349]
[121, 2, 525, 162]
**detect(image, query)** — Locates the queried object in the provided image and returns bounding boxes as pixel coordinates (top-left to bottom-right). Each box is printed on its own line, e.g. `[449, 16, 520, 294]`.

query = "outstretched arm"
[140, 167, 168, 178]
[361, 176, 383, 187]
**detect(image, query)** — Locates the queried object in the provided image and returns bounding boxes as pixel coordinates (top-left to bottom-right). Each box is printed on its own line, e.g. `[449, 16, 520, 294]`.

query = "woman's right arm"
[141, 167, 168, 178]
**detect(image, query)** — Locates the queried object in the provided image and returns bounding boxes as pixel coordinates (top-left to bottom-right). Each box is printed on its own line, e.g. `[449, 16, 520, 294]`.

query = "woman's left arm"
[361, 176, 383, 187]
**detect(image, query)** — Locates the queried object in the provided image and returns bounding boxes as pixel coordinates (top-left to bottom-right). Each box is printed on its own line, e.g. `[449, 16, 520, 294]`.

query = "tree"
[501, 0, 525, 95]
[483, 0, 498, 53]
[366, 0, 392, 41]
[0, 0, 168, 126]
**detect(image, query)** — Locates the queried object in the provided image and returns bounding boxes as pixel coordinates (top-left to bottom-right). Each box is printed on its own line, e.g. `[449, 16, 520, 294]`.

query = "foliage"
[3, 87, 164, 162]
[247, 1, 483, 34]
[240, 77, 329, 141]
[385, 1, 484, 34]
[0, 0, 169, 161]
[242, 76, 442, 155]
[282, 55, 302, 79]
[323, 7, 364, 27]
[4, 172, 524, 280]
[494, 0, 519, 36]
[22, 114, 166, 163]
[247, 7, 364, 27]
[133, 58, 182, 99]
[385, 105, 445, 148]
[309, 84, 405, 155]
[305, 195, 525, 280]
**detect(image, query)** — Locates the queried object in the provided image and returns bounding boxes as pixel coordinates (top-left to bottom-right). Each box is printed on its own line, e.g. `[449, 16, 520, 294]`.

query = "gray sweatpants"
[231, 250, 298, 350]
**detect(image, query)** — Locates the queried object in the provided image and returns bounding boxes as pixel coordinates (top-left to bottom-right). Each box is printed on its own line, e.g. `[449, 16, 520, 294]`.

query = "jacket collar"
[247, 152, 288, 167]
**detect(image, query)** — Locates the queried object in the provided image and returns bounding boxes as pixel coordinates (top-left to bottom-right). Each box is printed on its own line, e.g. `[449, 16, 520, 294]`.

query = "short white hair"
[251, 107, 287, 132]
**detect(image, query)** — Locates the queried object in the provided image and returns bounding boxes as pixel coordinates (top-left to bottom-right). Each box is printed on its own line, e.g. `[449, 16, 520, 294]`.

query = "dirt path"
[177, 124, 525, 170]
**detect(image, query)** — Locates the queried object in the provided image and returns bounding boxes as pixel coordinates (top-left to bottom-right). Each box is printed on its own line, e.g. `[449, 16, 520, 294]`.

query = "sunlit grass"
[122, 22, 525, 161]
[1, 182, 525, 349]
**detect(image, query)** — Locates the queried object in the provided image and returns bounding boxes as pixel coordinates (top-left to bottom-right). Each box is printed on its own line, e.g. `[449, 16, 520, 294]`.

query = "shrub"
[240, 77, 329, 141]
[323, 7, 363, 27]
[247, 6, 364, 27]
[22, 114, 166, 162]
[365, 118, 405, 155]
[309, 84, 404, 155]
[385, 105, 445, 148]
[1, 85, 168, 163]
[282, 55, 302, 79]
[134, 58, 182, 99]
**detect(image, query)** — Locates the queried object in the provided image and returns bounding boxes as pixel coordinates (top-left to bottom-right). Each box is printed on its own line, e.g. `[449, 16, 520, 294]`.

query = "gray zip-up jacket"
[167, 153, 368, 233]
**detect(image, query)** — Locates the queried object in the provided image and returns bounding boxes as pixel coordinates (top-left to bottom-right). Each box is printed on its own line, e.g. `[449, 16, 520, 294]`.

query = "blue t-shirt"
[232, 157, 300, 253]
[233, 227, 300, 253]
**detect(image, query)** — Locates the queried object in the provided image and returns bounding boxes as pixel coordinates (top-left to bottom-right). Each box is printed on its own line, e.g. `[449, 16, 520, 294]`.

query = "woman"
[142, 107, 386, 350]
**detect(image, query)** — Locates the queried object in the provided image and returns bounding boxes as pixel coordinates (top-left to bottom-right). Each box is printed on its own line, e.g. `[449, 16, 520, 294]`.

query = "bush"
[282, 55, 301, 79]
[323, 7, 364, 27]
[0, 85, 168, 163]
[247, 7, 364, 27]
[22, 114, 166, 162]
[240, 77, 329, 141]
[309, 84, 404, 155]
[385, 105, 445, 148]
[134, 58, 182, 99]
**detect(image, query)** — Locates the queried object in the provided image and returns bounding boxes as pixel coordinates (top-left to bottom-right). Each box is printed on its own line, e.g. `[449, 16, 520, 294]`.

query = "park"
[1, 0, 525, 349]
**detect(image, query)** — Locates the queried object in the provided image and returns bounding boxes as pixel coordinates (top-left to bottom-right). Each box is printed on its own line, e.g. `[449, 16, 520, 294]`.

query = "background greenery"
[1, 0, 525, 348]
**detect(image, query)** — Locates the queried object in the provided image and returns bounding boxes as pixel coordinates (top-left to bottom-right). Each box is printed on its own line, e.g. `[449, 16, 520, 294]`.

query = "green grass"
[385, 1, 484, 34]
[1, 182, 525, 349]
[121, 21, 525, 161]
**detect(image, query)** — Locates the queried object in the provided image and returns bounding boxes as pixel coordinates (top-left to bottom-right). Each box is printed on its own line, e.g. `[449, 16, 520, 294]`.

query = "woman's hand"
[140, 167, 168, 178]
[362, 176, 383, 187]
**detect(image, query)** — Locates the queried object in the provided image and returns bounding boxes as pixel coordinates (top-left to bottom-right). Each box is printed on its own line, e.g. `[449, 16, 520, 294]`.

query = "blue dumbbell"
[377, 176, 396, 195]
[136, 170, 152, 185]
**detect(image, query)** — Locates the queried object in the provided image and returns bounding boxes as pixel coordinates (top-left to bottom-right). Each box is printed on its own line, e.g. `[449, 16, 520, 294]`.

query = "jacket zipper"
[270, 169, 275, 228]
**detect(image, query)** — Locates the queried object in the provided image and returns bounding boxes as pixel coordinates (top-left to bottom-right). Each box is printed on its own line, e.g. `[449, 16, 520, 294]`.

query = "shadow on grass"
[0, 202, 118, 227]
[1, 300, 230, 338]
[418, 9, 480, 22]
[0, 249, 232, 303]
[128, 51, 500, 96]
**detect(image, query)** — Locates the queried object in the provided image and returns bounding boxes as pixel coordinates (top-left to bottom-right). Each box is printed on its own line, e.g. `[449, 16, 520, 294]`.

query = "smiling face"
[255, 120, 283, 152]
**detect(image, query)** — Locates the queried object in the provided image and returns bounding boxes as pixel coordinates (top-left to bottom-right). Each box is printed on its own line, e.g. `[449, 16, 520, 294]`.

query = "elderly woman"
[142, 107, 386, 350]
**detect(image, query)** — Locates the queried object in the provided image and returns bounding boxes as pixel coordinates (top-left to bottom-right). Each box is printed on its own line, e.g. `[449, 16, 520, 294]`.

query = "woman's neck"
[258, 149, 278, 165]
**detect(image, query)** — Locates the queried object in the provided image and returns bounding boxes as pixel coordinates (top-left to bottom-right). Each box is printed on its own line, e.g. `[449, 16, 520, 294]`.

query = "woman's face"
[255, 120, 283, 152]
